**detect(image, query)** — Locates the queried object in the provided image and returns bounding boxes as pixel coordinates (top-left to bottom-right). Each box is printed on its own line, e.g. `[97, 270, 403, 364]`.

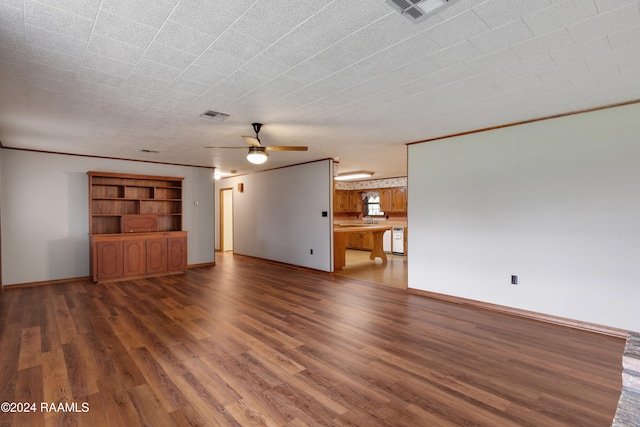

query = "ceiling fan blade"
[204, 146, 246, 149]
[265, 146, 308, 151]
[241, 135, 261, 147]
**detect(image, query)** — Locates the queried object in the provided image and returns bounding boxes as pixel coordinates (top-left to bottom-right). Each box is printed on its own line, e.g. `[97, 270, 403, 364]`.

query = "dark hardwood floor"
[0, 252, 625, 426]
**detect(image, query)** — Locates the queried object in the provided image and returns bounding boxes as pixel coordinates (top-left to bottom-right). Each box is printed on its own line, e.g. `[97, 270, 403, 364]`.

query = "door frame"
[219, 187, 233, 252]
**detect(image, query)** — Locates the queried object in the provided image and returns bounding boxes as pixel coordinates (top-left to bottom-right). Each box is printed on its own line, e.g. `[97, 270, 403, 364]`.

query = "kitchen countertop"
[333, 225, 392, 233]
[334, 221, 406, 228]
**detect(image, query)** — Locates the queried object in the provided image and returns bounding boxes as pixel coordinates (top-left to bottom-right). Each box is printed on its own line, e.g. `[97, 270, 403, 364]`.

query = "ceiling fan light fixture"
[335, 171, 375, 181]
[247, 146, 269, 164]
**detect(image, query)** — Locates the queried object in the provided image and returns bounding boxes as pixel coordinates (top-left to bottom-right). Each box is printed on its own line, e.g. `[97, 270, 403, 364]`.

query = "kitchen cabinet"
[348, 191, 364, 213]
[379, 189, 392, 212]
[392, 187, 407, 212]
[334, 189, 364, 213]
[347, 231, 374, 250]
[334, 190, 349, 212]
[379, 187, 407, 213]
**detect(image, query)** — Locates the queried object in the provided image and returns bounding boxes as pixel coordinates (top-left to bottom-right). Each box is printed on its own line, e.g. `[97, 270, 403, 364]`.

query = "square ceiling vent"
[385, 0, 460, 23]
[200, 110, 229, 121]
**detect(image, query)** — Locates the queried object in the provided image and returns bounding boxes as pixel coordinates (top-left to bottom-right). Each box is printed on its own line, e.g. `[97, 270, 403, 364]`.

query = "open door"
[220, 188, 233, 252]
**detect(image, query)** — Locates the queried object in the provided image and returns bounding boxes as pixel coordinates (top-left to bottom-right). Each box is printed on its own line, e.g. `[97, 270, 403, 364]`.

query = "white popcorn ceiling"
[0, 0, 639, 178]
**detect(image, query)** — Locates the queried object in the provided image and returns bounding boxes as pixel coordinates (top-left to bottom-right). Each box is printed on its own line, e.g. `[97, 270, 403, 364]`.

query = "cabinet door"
[95, 240, 123, 281]
[362, 232, 374, 250]
[379, 189, 392, 212]
[167, 237, 187, 272]
[349, 191, 363, 213]
[123, 239, 146, 277]
[347, 233, 362, 249]
[334, 190, 349, 212]
[392, 187, 407, 212]
[146, 238, 168, 274]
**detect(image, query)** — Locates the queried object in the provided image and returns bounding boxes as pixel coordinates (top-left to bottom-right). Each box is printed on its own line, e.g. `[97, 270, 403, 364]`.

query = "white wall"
[408, 103, 640, 332]
[1, 149, 215, 286]
[215, 160, 334, 271]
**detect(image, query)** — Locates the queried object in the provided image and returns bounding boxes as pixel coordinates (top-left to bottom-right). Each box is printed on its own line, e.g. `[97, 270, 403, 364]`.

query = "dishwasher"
[392, 227, 405, 255]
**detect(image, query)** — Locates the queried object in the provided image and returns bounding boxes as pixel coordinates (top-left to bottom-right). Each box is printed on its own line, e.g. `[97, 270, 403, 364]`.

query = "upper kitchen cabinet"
[334, 189, 349, 212]
[334, 189, 364, 213]
[348, 191, 363, 213]
[380, 187, 407, 213]
[392, 187, 407, 212]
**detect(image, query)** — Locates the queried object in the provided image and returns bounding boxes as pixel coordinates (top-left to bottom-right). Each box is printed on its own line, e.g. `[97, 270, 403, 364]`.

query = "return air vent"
[200, 110, 230, 121]
[385, 0, 460, 23]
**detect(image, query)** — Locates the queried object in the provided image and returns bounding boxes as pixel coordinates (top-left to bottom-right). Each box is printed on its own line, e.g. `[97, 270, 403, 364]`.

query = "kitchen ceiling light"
[247, 146, 269, 164]
[335, 171, 374, 181]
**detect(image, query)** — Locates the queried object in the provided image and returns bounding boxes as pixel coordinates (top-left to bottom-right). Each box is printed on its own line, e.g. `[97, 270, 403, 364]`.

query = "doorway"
[220, 188, 233, 252]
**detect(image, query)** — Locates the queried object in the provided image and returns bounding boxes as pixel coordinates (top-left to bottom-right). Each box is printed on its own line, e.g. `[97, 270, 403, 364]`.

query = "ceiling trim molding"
[0, 146, 215, 170]
[406, 98, 640, 146]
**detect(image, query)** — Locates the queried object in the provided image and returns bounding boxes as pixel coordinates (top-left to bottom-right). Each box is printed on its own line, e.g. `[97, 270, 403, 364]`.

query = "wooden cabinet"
[167, 237, 188, 272]
[379, 189, 392, 212]
[334, 190, 349, 213]
[146, 237, 168, 275]
[347, 231, 374, 250]
[123, 239, 146, 278]
[334, 189, 364, 213]
[379, 187, 407, 213]
[89, 171, 183, 234]
[91, 232, 187, 282]
[348, 191, 363, 213]
[94, 240, 123, 281]
[391, 187, 407, 212]
[88, 171, 187, 282]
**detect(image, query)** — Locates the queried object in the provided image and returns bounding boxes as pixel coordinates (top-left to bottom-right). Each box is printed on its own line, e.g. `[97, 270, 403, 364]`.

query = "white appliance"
[392, 227, 405, 255]
[383, 230, 391, 253]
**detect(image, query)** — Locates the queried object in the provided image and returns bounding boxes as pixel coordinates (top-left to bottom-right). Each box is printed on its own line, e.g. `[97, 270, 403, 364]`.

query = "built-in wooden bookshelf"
[88, 172, 187, 283]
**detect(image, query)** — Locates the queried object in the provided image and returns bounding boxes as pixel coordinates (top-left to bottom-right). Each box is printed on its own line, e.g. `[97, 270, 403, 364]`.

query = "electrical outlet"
[511, 275, 518, 285]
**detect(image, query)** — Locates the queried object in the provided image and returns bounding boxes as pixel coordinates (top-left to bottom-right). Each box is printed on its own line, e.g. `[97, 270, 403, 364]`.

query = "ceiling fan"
[205, 123, 308, 164]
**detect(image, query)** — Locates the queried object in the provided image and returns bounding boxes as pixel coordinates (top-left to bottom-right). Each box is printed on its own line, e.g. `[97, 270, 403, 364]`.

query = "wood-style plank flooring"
[0, 252, 625, 426]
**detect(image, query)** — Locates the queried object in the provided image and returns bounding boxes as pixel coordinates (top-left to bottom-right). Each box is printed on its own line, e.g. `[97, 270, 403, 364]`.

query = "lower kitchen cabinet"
[347, 231, 374, 250]
[91, 231, 187, 282]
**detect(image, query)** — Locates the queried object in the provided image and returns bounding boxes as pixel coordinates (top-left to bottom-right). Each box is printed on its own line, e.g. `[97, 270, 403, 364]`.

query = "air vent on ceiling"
[384, 0, 460, 23]
[200, 110, 230, 121]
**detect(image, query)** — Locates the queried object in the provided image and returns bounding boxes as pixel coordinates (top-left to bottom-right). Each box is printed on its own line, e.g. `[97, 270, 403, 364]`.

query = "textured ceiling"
[1, 0, 639, 179]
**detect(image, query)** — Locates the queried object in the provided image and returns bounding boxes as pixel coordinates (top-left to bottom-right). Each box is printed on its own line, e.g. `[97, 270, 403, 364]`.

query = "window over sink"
[364, 192, 383, 216]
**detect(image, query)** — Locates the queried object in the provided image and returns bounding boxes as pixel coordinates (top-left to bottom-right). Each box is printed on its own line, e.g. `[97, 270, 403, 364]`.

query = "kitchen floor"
[334, 249, 407, 289]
